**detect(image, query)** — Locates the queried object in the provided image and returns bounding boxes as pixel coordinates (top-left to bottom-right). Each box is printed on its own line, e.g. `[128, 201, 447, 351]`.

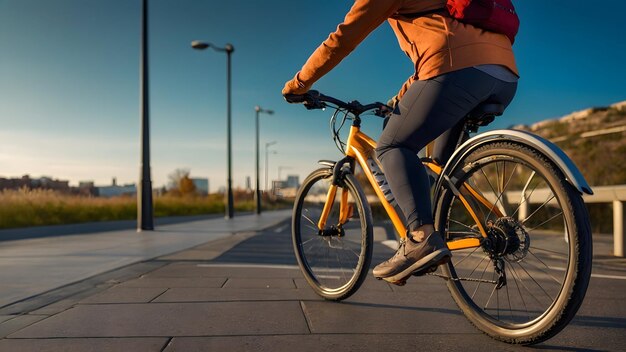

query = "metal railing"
[512, 185, 626, 257]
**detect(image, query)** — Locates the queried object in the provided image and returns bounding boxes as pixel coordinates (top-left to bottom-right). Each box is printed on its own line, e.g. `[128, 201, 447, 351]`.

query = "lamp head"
[191, 40, 209, 50]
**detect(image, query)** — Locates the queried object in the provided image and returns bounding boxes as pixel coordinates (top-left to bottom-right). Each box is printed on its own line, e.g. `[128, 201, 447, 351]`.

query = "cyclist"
[283, 0, 519, 284]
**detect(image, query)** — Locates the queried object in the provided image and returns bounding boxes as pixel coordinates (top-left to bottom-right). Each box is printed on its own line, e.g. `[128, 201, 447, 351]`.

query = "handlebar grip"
[284, 93, 306, 104]
[284, 90, 325, 110]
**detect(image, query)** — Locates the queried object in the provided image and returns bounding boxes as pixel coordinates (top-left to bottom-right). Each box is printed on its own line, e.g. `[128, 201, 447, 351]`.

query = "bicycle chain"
[427, 272, 499, 284]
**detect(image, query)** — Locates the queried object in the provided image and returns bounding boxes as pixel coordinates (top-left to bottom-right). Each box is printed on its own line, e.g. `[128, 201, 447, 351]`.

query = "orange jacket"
[283, 0, 518, 101]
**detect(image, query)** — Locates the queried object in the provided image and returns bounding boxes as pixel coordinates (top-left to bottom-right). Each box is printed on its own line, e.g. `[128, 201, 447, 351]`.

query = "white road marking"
[552, 267, 626, 281]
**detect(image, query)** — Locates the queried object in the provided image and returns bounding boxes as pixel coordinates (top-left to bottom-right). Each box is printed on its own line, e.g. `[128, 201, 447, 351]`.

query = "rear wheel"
[292, 168, 373, 301]
[434, 142, 592, 344]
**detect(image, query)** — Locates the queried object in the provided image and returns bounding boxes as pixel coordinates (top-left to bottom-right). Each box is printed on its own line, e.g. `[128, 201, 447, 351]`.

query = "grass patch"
[0, 189, 292, 230]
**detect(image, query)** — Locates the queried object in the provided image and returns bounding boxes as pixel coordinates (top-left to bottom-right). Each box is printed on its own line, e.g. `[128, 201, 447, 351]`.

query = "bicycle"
[284, 90, 593, 345]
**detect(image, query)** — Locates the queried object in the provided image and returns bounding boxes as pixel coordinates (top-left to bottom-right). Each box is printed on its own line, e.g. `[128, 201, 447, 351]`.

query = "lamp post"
[278, 166, 292, 183]
[277, 166, 291, 197]
[138, 0, 154, 231]
[255, 106, 274, 214]
[191, 40, 235, 219]
[265, 141, 277, 194]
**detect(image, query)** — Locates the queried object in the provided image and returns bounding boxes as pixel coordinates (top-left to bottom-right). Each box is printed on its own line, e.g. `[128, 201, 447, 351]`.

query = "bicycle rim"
[292, 168, 373, 301]
[435, 142, 592, 344]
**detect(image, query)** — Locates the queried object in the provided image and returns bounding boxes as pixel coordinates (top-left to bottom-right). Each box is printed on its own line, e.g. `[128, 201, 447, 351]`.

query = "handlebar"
[284, 90, 390, 118]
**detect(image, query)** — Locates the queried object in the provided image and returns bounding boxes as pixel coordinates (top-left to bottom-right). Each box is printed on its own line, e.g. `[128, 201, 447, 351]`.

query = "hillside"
[512, 101, 626, 187]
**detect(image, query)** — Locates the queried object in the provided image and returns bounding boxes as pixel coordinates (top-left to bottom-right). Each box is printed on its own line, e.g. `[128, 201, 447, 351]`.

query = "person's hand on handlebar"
[282, 72, 310, 96]
[284, 90, 324, 110]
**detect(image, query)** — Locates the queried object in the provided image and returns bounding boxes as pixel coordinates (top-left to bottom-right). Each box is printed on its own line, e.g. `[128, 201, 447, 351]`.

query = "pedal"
[411, 256, 450, 277]
[411, 265, 438, 277]
[383, 277, 407, 286]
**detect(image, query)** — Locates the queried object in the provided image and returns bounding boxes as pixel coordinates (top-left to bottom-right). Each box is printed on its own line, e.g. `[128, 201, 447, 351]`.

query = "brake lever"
[374, 104, 393, 118]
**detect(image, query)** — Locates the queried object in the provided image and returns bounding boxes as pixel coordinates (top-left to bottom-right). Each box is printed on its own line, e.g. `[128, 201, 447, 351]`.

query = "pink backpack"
[446, 0, 520, 43]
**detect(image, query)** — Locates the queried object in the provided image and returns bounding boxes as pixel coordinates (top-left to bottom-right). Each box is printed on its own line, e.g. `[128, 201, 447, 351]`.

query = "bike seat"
[465, 102, 505, 129]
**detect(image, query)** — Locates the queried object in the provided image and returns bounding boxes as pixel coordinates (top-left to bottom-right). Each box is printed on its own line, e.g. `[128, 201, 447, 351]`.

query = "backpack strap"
[395, 7, 447, 19]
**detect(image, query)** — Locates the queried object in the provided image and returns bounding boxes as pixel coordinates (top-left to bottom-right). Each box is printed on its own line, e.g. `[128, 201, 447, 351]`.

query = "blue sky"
[1, 1, 625, 191]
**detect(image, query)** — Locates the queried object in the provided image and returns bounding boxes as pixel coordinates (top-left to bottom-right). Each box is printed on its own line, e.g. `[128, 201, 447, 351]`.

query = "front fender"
[435, 129, 593, 198]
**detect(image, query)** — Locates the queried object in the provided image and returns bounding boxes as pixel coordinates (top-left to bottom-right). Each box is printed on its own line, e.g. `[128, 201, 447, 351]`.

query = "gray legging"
[375, 67, 518, 232]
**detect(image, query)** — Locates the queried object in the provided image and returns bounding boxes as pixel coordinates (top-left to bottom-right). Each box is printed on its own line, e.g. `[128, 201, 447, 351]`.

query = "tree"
[167, 168, 197, 196]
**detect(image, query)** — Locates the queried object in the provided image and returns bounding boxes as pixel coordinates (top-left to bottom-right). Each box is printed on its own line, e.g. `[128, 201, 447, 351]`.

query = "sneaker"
[373, 232, 451, 285]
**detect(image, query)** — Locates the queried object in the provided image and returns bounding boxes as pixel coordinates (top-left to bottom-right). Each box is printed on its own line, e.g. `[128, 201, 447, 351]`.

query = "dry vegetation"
[0, 188, 290, 230]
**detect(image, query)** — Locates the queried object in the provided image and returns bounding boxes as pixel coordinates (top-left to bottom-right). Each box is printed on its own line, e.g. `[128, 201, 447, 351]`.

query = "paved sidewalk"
[0, 210, 291, 309]
[0, 214, 625, 351]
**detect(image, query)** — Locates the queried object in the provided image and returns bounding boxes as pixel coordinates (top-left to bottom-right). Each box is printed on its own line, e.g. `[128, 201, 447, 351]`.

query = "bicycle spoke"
[510, 171, 538, 219]
[514, 261, 554, 303]
[453, 246, 481, 266]
[467, 253, 490, 278]
[524, 211, 564, 233]
[525, 251, 565, 285]
[510, 265, 530, 322]
[531, 246, 568, 258]
[522, 194, 556, 226]
[301, 213, 318, 228]
[300, 237, 318, 246]
[449, 218, 481, 234]
[471, 257, 492, 299]
[479, 167, 501, 222]
[484, 271, 498, 310]
[509, 263, 545, 308]
[506, 282, 513, 322]
[304, 224, 318, 233]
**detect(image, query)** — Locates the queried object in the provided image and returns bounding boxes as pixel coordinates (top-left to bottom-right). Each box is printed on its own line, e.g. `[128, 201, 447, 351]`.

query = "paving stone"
[158, 232, 256, 261]
[301, 299, 475, 334]
[163, 334, 525, 352]
[27, 288, 109, 316]
[0, 338, 168, 352]
[144, 263, 302, 279]
[118, 277, 227, 288]
[153, 287, 320, 303]
[1, 261, 165, 316]
[0, 315, 48, 338]
[294, 276, 394, 292]
[78, 287, 168, 304]
[223, 278, 296, 289]
[9, 302, 309, 338]
[0, 316, 15, 324]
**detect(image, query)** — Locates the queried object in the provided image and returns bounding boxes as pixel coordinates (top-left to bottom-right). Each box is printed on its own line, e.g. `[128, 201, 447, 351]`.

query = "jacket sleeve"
[284, 0, 401, 94]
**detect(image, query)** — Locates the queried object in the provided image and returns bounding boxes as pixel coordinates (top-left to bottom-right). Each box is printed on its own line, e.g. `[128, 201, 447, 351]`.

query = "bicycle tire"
[434, 141, 592, 344]
[292, 167, 373, 301]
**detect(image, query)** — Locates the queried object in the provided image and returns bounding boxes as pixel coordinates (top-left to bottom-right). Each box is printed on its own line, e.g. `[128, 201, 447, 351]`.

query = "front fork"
[317, 157, 355, 234]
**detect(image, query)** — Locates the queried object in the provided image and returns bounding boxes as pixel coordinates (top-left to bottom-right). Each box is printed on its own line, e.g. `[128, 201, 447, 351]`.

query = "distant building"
[286, 175, 299, 188]
[272, 174, 300, 198]
[97, 178, 136, 197]
[191, 178, 209, 195]
[79, 181, 95, 188]
[0, 175, 69, 192]
[77, 181, 97, 196]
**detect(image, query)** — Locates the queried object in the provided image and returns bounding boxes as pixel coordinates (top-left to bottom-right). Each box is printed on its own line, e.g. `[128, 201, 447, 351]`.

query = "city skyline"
[1, 1, 625, 190]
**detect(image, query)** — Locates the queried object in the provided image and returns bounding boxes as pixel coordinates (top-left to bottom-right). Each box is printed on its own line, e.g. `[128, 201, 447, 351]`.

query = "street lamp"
[278, 166, 292, 182]
[265, 141, 277, 193]
[255, 106, 274, 215]
[277, 166, 292, 197]
[138, 0, 154, 231]
[191, 40, 235, 219]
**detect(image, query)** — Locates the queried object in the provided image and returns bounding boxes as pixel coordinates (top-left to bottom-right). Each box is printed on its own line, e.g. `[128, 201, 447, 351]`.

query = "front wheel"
[292, 168, 373, 301]
[434, 141, 592, 344]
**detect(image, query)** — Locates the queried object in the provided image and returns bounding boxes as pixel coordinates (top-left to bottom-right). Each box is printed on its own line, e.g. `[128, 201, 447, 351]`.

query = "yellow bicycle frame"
[316, 124, 505, 252]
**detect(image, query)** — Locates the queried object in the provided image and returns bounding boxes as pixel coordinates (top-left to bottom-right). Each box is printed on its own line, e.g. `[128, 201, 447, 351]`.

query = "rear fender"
[434, 129, 593, 202]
